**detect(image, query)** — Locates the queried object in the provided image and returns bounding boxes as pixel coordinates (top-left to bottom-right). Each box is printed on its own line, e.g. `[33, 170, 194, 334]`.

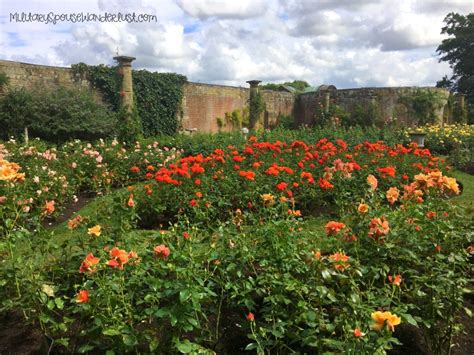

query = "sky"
[0, 0, 473, 88]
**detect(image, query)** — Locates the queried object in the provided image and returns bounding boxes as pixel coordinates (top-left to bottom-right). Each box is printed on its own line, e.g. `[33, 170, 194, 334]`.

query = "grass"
[449, 170, 474, 215]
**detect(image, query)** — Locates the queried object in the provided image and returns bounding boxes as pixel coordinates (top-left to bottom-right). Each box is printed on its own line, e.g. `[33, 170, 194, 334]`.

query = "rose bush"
[0, 134, 472, 354]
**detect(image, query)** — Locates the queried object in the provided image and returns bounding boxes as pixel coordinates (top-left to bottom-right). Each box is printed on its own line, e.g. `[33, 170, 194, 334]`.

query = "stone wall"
[262, 90, 295, 128]
[0, 59, 295, 133]
[296, 86, 450, 126]
[0, 59, 90, 91]
[0, 59, 452, 132]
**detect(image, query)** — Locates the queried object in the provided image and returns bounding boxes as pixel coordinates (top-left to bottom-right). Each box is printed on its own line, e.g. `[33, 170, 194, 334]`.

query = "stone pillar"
[324, 92, 330, 113]
[458, 94, 465, 110]
[370, 96, 377, 107]
[246, 80, 261, 130]
[113, 55, 136, 112]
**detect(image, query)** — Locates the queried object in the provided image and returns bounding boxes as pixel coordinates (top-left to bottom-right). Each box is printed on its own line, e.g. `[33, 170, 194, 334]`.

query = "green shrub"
[0, 88, 34, 140]
[347, 103, 380, 127]
[0, 87, 117, 142]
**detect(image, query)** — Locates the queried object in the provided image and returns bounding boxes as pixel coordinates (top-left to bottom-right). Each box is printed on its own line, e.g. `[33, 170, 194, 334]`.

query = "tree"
[261, 80, 310, 93]
[436, 12, 474, 122]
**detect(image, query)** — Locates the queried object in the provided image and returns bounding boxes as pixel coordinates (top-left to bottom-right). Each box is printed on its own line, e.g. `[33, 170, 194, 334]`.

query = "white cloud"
[0, 0, 469, 88]
[176, 0, 268, 20]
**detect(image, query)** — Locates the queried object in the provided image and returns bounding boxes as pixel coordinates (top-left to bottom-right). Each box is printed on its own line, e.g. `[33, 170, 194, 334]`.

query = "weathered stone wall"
[0, 59, 90, 91]
[262, 90, 295, 128]
[0, 59, 295, 133]
[296, 86, 450, 126]
[0, 59, 451, 132]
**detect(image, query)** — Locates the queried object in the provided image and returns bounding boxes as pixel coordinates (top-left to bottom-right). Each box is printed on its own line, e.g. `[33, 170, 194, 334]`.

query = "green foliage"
[451, 96, 468, 124]
[399, 89, 445, 126]
[248, 90, 266, 130]
[222, 109, 249, 129]
[0, 87, 117, 142]
[261, 80, 310, 94]
[116, 108, 143, 144]
[436, 12, 474, 125]
[132, 70, 187, 136]
[71, 63, 121, 110]
[347, 102, 380, 127]
[72, 64, 187, 136]
[315, 103, 350, 127]
[436, 13, 474, 100]
[275, 114, 295, 129]
[0, 89, 33, 139]
[0, 72, 9, 88]
[216, 117, 224, 129]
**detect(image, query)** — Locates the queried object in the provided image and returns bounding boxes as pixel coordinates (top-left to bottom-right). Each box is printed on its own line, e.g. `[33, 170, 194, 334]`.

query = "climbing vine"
[71, 63, 187, 136]
[132, 70, 187, 136]
[248, 90, 266, 129]
[399, 89, 446, 126]
[71, 63, 121, 110]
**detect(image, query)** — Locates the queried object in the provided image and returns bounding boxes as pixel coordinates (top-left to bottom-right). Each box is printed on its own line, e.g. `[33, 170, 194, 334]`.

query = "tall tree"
[436, 12, 474, 101]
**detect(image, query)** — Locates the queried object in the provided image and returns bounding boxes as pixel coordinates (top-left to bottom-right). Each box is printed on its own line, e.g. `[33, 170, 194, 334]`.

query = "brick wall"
[181, 83, 295, 132]
[181, 82, 248, 132]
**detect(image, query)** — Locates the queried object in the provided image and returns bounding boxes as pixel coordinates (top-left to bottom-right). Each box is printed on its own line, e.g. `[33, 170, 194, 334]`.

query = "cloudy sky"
[0, 0, 473, 88]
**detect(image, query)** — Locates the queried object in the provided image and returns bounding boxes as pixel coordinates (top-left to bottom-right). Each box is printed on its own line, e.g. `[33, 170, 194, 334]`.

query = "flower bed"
[0, 136, 472, 354]
[0, 138, 181, 233]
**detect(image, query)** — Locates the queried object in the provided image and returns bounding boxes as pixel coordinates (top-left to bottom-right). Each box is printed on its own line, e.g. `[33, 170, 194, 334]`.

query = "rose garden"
[0, 48, 473, 354]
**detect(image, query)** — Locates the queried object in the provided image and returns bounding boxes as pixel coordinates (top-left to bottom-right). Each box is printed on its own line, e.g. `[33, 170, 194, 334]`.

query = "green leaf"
[122, 334, 138, 346]
[245, 343, 258, 351]
[102, 328, 121, 336]
[176, 340, 193, 353]
[155, 309, 168, 318]
[179, 289, 190, 303]
[78, 345, 95, 353]
[403, 313, 418, 326]
[306, 311, 317, 322]
[54, 298, 64, 310]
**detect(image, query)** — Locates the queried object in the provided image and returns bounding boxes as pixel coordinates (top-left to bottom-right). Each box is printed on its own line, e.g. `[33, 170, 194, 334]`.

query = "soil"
[40, 192, 97, 229]
[0, 311, 50, 355]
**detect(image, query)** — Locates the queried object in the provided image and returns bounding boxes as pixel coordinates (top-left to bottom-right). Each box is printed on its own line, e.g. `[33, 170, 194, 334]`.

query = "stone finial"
[113, 56, 136, 67]
[246, 80, 261, 88]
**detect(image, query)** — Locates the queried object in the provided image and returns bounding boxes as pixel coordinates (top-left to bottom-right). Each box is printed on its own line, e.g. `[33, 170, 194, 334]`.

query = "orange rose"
[367, 174, 378, 191]
[357, 203, 369, 214]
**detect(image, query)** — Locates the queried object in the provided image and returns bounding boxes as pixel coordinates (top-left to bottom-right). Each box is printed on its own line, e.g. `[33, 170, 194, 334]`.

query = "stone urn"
[408, 132, 426, 147]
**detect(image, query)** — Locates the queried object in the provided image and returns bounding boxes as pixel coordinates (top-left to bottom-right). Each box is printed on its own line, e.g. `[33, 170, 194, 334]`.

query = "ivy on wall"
[398, 89, 446, 126]
[71, 63, 121, 110]
[71, 63, 187, 136]
[132, 70, 187, 136]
